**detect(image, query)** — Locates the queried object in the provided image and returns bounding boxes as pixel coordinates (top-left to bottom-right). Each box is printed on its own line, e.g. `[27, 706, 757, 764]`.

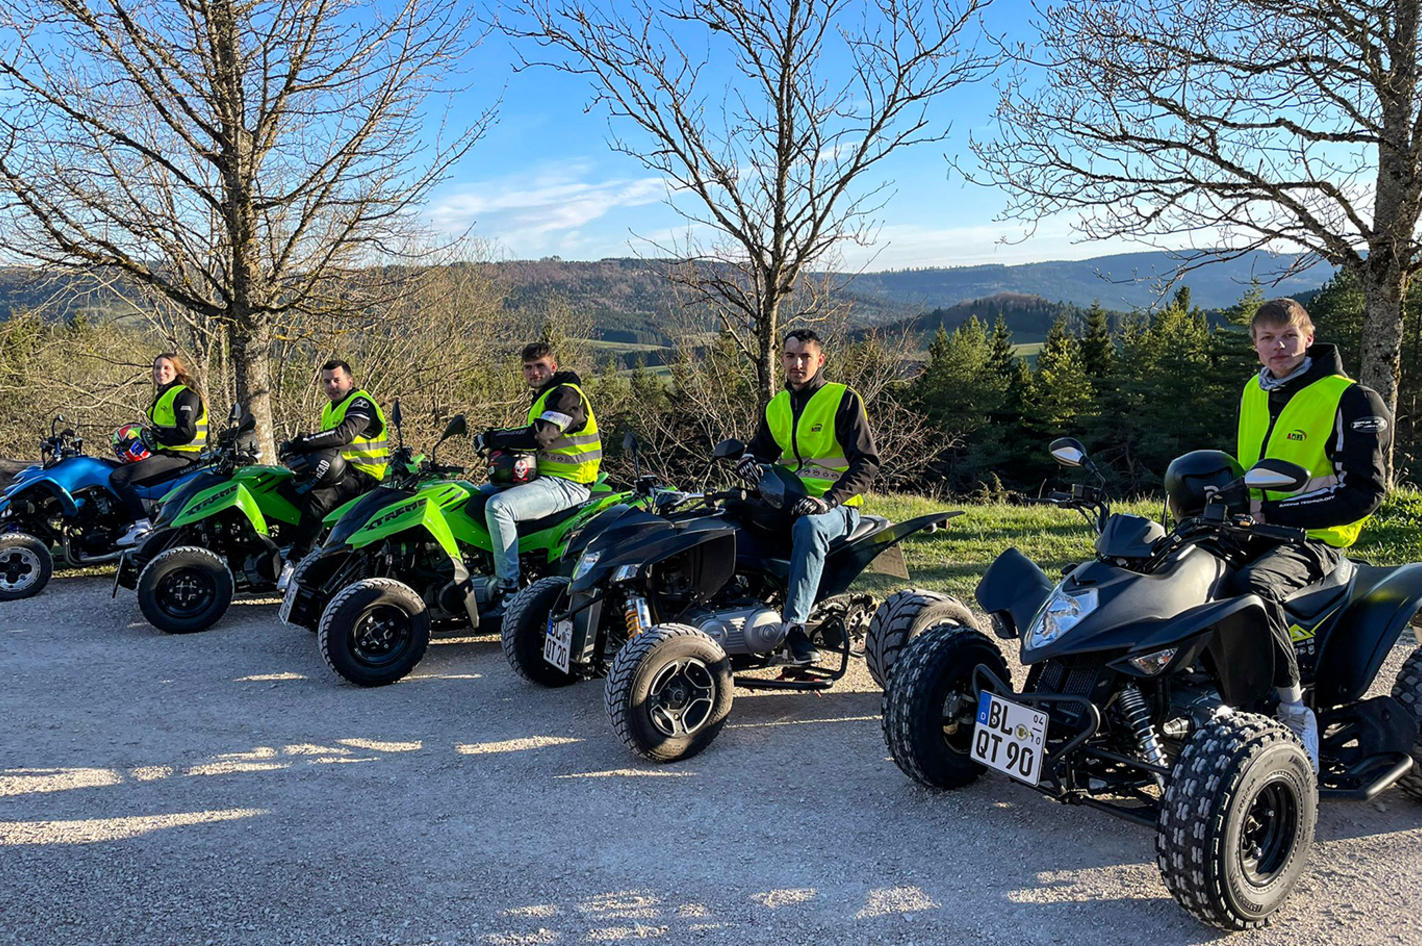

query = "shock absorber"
[1116, 684, 1168, 787]
[623, 595, 652, 637]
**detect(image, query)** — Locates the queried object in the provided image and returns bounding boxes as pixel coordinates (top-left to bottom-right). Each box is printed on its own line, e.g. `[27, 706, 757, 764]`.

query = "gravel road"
[3, 575, 1420, 945]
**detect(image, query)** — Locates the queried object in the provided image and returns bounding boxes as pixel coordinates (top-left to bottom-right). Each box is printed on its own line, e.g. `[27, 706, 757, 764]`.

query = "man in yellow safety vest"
[278, 359, 389, 587]
[473, 341, 602, 611]
[1231, 298, 1391, 772]
[738, 329, 881, 665]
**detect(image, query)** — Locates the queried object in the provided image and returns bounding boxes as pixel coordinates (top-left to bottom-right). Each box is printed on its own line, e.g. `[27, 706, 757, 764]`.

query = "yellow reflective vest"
[1237, 373, 1365, 548]
[147, 384, 208, 453]
[765, 382, 864, 507]
[321, 389, 389, 480]
[527, 383, 601, 484]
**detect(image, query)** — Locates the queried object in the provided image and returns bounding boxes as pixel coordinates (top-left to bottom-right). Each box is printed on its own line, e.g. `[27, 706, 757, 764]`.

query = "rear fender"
[323, 492, 365, 527]
[345, 495, 459, 559]
[975, 547, 1055, 638]
[817, 510, 962, 600]
[1315, 563, 1422, 706]
[170, 482, 267, 534]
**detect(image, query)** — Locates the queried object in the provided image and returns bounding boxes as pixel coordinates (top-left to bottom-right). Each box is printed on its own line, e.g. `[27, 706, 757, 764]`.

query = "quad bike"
[112, 404, 372, 633]
[500, 435, 963, 763]
[882, 437, 1422, 931]
[278, 408, 639, 687]
[0, 415, 209, 600]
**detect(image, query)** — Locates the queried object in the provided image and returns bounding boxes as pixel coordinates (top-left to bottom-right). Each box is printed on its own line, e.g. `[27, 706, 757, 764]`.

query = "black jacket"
[486, 371, 592, 450]
[1248, 343, 1392, 530]
[295, 390, 382, 451]
[148, 380, 204, 451]
[745, 371, 880, 507]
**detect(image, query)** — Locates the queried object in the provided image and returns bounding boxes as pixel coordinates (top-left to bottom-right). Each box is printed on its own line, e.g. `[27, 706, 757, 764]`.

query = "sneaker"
[276, 561, 296, 593]
[1276, 701, 1320, 774]
[782, 624, 821, 666]
[114, 519, 152, 548]
[483, 577, 518, 616]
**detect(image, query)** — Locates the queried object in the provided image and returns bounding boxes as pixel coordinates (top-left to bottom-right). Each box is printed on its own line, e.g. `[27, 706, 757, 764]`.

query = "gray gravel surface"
[3, 576, 1420, 945]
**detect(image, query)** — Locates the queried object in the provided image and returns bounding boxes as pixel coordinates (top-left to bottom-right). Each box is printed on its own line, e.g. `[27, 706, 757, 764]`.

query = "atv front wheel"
[137, 546, 234, 633]
[605, 624, 733, 763]
[1156, 712, 1317, 931]
[1391, 645, 1422, 800]
[0, 532, 52, 601]
[501, 576, 577, 687]
[865, 589, 980, 689]
[318, 578, 431, 687]
[882, 623, 1008, 789]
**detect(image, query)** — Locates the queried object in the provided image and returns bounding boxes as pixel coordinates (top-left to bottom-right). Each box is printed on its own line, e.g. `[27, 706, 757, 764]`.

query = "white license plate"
[972, 691, 1049, 786]
[278, 579, 299, 625]
[543, 616, 573, 673]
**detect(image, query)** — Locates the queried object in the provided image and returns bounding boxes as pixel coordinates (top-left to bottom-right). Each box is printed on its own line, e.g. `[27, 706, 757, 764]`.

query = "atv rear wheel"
[1391, 645, 1422, 800]
[605, 624, 733, 763]
[1156, 712, 1317, 931]
[882, 622, 1008, 789]
[137, 546, 234, 633]
[0, 532, 52, 601]
[865, 589, 980, 689]
[501, 576, 577, 687]
[318, 578, 430, 687]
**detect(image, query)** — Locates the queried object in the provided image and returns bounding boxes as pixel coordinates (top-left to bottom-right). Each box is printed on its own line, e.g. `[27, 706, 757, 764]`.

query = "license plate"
[543, 615, 573, 673]
[972, 691, 1049, 786]
[278, 578, 299, 625]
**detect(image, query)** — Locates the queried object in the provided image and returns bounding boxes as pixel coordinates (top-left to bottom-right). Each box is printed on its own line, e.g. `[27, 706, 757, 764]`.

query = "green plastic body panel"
[345, 479, 471, 558]
[167, 465, 301, 534]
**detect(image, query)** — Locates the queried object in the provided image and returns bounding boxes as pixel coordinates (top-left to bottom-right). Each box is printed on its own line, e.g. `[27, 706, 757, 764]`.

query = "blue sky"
[425, 0, 1132, 270]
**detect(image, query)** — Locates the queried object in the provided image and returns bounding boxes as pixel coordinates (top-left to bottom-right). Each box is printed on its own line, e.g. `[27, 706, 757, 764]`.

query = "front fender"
[975, 547, 1055, 638]
[346, 495, 459, 559]
[0, 479, 80, 518]
[170, 481, 267, 534]
[1316, 563, 1422, 706]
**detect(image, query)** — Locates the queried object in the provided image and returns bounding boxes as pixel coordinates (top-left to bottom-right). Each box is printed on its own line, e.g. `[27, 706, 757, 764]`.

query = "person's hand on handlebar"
[736, 454, 762, 488]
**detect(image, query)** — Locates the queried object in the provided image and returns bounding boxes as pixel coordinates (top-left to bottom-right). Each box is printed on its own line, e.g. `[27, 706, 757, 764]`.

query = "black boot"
[783, 624, 820, 666]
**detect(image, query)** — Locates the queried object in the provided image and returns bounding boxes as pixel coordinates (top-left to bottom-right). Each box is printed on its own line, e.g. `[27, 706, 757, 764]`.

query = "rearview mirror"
[228, 402, 243, 422]
[622, 431, 639, 452]
[712, 437, 745, 460]
[391, 398, 403, 428]
[1049, 437, 1088, 468]
[1244, 459, 1311, 493]
[440, 414, 467, 442]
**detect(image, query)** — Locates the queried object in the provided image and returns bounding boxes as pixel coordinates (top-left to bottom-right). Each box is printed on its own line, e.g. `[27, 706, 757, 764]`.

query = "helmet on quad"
[112, 424, 150, 464]
[488, 449, 538, 486]
[284, 446, 347, 488]
[1163, 450, 1245, 519]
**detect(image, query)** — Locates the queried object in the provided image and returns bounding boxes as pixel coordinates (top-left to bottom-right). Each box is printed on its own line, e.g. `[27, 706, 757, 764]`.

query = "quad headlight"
[572, 550, 601, 580]
[1026, 585, 1099, 650]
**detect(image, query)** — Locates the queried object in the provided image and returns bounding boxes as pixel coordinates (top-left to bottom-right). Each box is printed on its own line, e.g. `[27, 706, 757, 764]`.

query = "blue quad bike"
[0, 416, 208, 600]
[882, 438, 1422, 931]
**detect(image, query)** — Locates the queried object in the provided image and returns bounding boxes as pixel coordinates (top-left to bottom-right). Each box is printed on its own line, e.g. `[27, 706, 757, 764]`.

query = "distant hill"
[841, 250, 1332, 311]
[858, 292, 1106, 348]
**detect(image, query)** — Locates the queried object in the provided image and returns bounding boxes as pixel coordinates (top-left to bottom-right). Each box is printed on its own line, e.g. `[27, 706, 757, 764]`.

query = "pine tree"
[1026, 315, 1095, 431]
[1079, 300, 1114, 379]
[988, 312, 1016, 380]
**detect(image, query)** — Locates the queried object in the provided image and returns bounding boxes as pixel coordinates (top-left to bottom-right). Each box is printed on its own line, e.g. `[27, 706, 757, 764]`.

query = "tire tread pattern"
[501, 576, 575, 687]
[317, 577, 429, 686]
[0, 532, 53, 600]
[605, 623, 729, 763]
[137, 545, 234, 633]
[1390, 645, 1422, 799]
[865, 589, 979, 689]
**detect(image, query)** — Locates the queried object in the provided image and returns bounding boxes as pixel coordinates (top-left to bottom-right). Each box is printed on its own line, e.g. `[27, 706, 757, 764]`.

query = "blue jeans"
[784, 505, 860, 626]
[482, 477, 590, 585]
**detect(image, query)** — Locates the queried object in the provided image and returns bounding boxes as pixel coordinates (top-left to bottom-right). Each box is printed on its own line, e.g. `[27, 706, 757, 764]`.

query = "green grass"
[853, 489, 1422, 602]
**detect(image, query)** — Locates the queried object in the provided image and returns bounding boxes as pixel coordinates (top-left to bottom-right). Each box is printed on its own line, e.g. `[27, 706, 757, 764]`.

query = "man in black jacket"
[473, 342, 602, 611]
[278, 359, 389, 588]
[1231, 298, 1392, 772]
[739, 329, 881, 664]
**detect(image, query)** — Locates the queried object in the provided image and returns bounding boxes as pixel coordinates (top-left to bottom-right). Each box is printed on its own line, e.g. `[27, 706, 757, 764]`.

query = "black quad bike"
[500, 435, 968, 763]
[882, 438, 1422, 931]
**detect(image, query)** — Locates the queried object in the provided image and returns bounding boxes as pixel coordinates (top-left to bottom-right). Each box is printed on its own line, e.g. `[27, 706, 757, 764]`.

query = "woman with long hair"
[112, 352, 210, 547]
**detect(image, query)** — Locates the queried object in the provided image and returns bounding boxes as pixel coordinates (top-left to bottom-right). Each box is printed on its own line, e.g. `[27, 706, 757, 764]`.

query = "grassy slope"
[856, 489, 1422, 603]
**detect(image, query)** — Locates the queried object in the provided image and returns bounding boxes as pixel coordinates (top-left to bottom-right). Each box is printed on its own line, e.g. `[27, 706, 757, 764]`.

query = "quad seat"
[830, 514, 890, 549]
[462, 490, 596, 536]
[1282, 557, 1357, 623]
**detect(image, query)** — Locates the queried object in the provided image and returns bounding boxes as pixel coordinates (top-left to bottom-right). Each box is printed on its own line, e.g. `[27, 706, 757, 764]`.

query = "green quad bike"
[279, 410, 643, 687]
[113, 404, 370, 633]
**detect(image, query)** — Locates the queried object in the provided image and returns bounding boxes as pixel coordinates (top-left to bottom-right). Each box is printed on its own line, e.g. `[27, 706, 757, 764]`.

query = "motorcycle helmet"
[1163, 450, 1245, 519]
[488, 449, 538, 485]
[112, 424, 150, 464]
[284, 447, 347, 489]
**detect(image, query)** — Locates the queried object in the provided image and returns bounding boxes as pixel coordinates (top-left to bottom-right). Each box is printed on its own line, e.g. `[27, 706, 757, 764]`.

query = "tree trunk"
[1357, 260, 1407, 485]
[230, 316, 275, 459]
[755, 294, 780, 407]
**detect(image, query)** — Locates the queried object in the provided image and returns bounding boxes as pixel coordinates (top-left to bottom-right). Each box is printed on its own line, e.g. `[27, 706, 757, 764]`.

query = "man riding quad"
[1229, 298, 1392, 772]
[471, 341, 602, 616]
[277, 359, 389, 590]
[736, 328, 880, 665]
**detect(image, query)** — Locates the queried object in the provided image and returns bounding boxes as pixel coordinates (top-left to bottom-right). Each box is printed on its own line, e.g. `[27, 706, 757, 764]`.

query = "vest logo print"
[1286, 430, 1307, 442]
[1352, 415, 1389, 433]
[810, 424, 823, 433]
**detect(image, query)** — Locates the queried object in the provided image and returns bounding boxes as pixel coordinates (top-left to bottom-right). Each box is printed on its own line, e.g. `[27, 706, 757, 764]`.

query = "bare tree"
[0, 0, 494, 455]
[503, 0, 995, 404]
[973, 0, 1422, 473]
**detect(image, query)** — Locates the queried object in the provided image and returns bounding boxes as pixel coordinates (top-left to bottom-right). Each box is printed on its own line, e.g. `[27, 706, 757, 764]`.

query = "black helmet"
[285, 447, 347, 489]
[488, 449, 538, 486]
[1163, 450, 1244, 519]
